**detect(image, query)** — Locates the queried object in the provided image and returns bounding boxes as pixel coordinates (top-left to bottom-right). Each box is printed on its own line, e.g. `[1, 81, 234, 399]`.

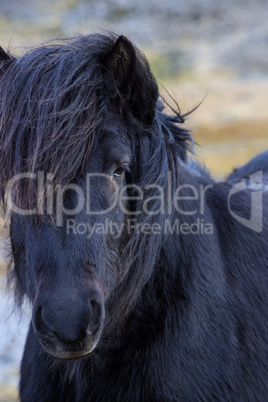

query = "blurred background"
[0, 0, 267, 400]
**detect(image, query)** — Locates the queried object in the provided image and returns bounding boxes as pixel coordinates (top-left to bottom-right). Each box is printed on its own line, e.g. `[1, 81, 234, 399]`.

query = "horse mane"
[0, 33, 192, 205]
[108, 105, 193, 326]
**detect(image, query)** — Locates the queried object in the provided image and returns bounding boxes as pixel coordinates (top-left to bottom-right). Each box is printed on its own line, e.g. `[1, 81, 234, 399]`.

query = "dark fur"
[0, 34, 268, 401]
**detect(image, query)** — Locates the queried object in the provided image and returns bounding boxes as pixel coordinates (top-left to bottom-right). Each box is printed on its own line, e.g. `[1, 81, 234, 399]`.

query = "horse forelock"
[0, 34, 130, 207]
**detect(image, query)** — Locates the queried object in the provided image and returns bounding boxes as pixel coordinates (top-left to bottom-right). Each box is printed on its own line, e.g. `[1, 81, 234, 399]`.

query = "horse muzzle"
[32, 289, 105, 359]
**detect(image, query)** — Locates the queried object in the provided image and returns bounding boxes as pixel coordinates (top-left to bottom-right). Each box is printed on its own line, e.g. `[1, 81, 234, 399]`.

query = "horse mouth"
[36, 331, 101, 360]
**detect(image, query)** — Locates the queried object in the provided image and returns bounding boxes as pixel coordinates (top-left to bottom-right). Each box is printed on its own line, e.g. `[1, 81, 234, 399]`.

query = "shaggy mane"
[0, 34, 116, 208]
[0, 33, 192, 212]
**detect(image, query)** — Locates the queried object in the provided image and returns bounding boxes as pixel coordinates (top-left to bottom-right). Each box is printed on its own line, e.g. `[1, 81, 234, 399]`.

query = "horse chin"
[36, 334, 100, 360]
[39, 340, 98, 360]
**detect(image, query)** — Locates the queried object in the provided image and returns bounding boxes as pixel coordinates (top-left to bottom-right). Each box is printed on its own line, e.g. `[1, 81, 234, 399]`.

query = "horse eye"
[112, 166, 127, 178]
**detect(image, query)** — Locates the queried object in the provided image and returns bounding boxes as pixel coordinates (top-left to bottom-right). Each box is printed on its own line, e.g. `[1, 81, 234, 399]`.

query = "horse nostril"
[87, 298, 103, 336]
[33, 305, 45, 333]
[90, 299, 99, 313]
[33, 305, 64, 339]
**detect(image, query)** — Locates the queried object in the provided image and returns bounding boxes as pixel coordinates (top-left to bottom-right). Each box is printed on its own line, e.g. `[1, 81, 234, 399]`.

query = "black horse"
[0, 33, 268, 401]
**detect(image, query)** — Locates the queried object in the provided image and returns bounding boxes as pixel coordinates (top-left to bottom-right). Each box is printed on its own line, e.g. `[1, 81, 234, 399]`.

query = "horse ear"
[0, 47, 11, 62]
[0, 46, 13, 72]
[103, 35, 136, 99]
[103, 35, 158, 125]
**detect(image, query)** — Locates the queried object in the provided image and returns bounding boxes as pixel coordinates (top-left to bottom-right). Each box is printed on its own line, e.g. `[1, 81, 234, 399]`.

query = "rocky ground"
[1, 0, 268, 78]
